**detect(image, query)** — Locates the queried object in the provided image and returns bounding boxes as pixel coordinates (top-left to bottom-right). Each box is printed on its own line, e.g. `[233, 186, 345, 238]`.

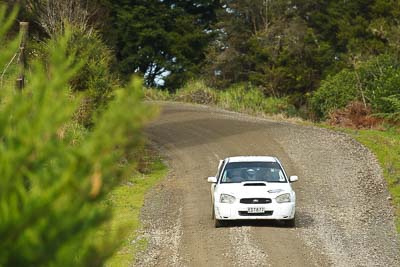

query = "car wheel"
[284, 216, 296, 228]
[215, 218, 225, 228]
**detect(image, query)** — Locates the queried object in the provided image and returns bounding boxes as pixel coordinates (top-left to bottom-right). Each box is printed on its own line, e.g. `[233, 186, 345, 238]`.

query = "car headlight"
[220, 194, 236, 204]
[276, 193, 291, 203]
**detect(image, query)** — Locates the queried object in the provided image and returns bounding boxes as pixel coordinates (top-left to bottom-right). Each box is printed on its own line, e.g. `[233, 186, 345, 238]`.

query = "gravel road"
[135, 102, 399, 267]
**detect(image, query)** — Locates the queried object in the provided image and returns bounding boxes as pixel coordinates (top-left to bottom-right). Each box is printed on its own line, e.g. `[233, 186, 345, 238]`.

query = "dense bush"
[310, 69, 358, 119]
[380, 96, 400, 122]
[144, 87, 172, 101]
[360, 55, 400, 117]
[68, 31, 117, 125]
[218, 83, 265, 112]
[311, 54, 400, 120]
[174, 80, 218, 104]
[0, 8, 155, 266]
[219, 83, 296, 116]
[29, 29, 117, 127]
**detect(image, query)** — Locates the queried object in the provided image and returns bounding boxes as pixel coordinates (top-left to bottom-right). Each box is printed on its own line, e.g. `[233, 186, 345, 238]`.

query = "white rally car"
[208, 156, 298, 227]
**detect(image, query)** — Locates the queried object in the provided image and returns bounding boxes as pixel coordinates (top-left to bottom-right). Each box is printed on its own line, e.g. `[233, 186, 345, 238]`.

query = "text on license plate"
[247, 207, 265, 213]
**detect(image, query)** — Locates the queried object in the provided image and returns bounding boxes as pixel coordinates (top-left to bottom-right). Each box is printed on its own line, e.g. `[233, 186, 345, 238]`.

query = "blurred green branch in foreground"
[0, 5, 156, 266]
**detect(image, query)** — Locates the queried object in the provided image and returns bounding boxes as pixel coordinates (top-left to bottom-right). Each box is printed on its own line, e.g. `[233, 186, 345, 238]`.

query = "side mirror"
[207, 176, 217, 183]
[289, 176, 298, 183]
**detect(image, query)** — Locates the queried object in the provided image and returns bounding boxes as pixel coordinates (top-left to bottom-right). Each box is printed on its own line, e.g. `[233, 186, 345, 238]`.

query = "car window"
[220, 162, 287, 183]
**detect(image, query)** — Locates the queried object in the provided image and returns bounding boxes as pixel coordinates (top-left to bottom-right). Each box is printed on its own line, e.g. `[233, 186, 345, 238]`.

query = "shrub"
[377, 95, 400, 123]
[263, 96, 297, 116]
[68, 31, 117, 126]
[309, 69, 358, 119]
[359, 55, 400, 114]
[311, 54, 400, 121]
[219, 83, 265, 112]
[219, 83, 296, 116]
[144, 88, 172, 101]
[0, 8, 155, 266]
[30, 30, 118, 127]
[174, 79, 218, 104]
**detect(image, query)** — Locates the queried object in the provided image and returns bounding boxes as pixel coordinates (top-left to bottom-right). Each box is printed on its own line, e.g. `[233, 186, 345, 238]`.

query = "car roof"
[225, 156, 277, 163]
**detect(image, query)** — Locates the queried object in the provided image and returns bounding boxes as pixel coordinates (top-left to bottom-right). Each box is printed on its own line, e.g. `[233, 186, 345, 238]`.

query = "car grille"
[239, 211, 273, 216]
[240, 198, 272, 204]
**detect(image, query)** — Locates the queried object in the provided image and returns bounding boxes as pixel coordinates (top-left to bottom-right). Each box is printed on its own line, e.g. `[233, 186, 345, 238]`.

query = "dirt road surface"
[136, 102, 399, 267]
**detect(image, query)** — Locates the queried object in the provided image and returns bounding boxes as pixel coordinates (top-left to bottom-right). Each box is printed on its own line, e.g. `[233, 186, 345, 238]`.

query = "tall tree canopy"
[204, 0, 400, 98]
[204, 0, 334, 97]
[102, 0, 220, 88]
[8, 0, 400, 98]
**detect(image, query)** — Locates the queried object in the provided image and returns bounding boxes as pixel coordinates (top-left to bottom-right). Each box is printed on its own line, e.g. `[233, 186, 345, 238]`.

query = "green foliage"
[11, 0, 400, 114]
[0, 8, 155, 266]
[175, 79, 218, 104]
[29, 29, 118, 127]
[359, 55, 400, 116]
[102, 0, 218, 88]
[218, 84, 266, 112]
[144, 87, 172, 101]
[68, 31, 117, 126]
[379, 96, 400, 122]
[219, 83, 296, 116]
[202, 0, 400, 101]
[311, 54, 400, 119]
[0, 5, 19, 88]
[296, 0, 395, 55]
[310, 69, 358, 118]
[205, 0, 336, 95]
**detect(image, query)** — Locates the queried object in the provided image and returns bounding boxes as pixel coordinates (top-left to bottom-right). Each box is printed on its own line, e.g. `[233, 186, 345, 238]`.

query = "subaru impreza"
[208, 156, 298, 227]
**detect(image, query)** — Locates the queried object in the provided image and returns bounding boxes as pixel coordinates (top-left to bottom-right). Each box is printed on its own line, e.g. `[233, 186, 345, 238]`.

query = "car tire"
[284, 216, 296, 228]
[215, 219, 225, 228]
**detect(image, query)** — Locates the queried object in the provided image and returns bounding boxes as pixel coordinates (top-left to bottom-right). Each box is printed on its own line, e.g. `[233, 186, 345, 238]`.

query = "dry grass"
[328, 101, 383, 129]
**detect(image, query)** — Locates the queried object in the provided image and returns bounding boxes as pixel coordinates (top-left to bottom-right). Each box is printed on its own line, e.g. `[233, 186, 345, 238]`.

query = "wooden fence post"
[16, 21, 29, 90]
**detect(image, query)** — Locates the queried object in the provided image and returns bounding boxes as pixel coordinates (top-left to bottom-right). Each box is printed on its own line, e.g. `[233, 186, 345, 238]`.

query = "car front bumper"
[214, 202, 295, 220]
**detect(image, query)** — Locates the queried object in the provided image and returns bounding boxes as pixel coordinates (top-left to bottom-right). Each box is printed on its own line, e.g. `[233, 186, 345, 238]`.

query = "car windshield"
[220, 162, 287, 183]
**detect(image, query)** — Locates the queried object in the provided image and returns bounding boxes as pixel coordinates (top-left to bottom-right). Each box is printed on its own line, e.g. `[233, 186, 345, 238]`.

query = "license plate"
[247, 207, 265, 213]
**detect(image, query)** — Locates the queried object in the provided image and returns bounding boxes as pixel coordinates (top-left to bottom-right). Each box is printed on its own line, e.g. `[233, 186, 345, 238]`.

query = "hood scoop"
[243, 183, 266, 186]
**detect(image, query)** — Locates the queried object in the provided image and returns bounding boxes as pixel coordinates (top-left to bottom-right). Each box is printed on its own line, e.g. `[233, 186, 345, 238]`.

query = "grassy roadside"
[105, 149, 168, 266]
